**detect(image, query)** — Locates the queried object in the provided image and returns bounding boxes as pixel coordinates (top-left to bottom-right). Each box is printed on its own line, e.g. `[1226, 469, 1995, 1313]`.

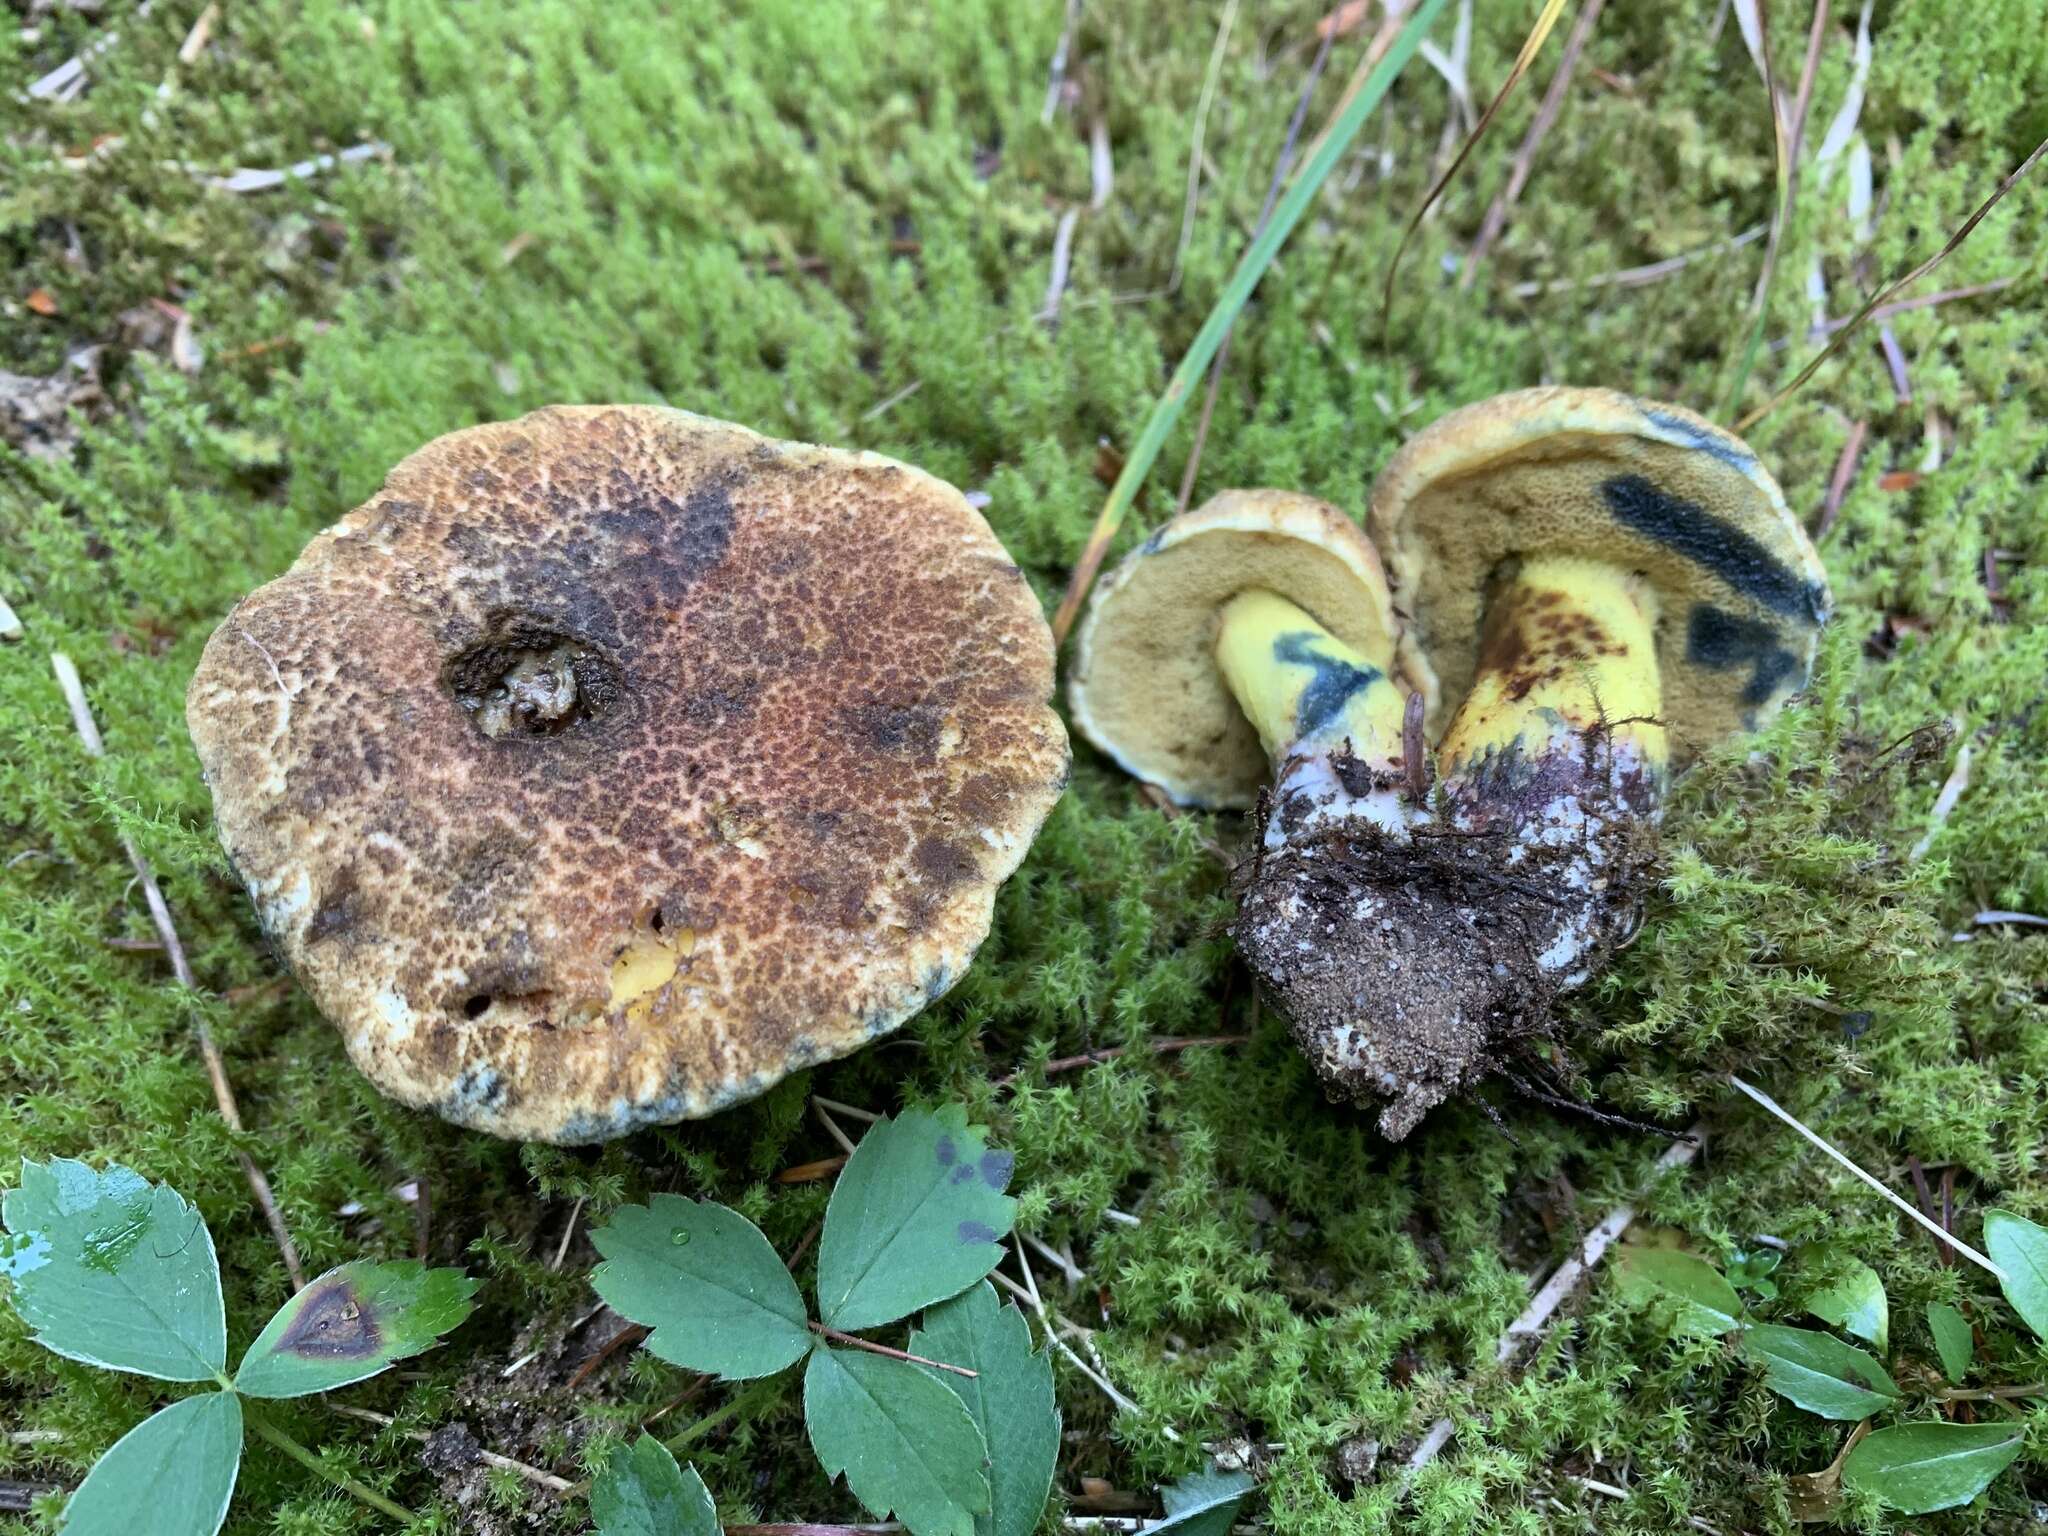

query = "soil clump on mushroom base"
[1233, 722, 1661, 1139]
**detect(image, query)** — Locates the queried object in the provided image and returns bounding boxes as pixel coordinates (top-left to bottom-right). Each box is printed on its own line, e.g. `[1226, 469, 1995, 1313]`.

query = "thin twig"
[813, 1099, 859, 1156]
[51, 653, 305, 1291]
[1722, 0, 1828, 421]
[996, 1034, 1249, 1089]
[1813, 418, 1867, 539]
[1727, 1074, 2005, 1278]
[1910, 732, 1971, 861]
[1460, 0, 1606, 288]
[325, 1404, 574, 1494]
[550, 1196, 585, 1271]
[1408, 1124, 1705, 1481]
[995, 1252, 1182, 1442]
[1511, 224, 1764, 297]
[810, 1323, 976, 1376]
[1738, 132, 2048, 430]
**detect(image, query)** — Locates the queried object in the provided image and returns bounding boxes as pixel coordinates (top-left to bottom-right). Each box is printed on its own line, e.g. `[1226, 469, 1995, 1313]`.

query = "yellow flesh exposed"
[1436, 555, 1668, 775]
[1214, 588, 1405, 767]
[607, 928, 695, 1025]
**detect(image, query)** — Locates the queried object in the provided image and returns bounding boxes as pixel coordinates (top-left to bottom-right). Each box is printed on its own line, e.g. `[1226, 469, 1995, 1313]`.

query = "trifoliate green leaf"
[1615, 1246, 1742, 1339]
[804, 1345, 990, 1536]
[1151, 1469, 1256, 1535]
[911, 1282, 1058, 1536]
[233, 1259, 477, 1397]
[1926, 1301, 1973, 1381]
[590, 1433, 719, 1536]
[1842, 1421, 2022, 1514]
[1740, 1323, 1898, 1420]
[816, 1107, 1017, 1331]
[1983, 1210, 2048, 1343]
[59, 1390, 242, 1536]
[1803, 1258, 1888, 1351]
[2, 1159, 225, 1381]
[591, 1195, 811, 1380]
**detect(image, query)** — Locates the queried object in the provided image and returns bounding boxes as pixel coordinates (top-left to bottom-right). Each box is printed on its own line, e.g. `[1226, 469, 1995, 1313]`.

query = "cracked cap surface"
[1067, 490, 1397, 809]
[1369, 386, 1831, 754]
[187, 405, 1068, 1142]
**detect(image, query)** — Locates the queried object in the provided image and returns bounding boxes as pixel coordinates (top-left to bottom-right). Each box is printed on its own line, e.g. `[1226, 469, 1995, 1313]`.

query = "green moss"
[4, 0, 2046, 1531]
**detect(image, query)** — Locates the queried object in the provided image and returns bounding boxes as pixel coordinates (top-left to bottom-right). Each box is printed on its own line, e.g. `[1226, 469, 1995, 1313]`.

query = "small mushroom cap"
[187, 405, 1067, 1143]
[1067, 490, 1396, 808]
[1369, 386, 1831, 752]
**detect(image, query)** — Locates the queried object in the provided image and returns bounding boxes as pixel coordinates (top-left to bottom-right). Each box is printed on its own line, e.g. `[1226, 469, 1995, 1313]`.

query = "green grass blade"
[1050, 0, 1451, 645]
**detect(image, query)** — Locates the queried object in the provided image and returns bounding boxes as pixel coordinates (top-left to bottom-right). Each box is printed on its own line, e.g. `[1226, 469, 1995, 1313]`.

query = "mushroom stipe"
[1071, 388, 1830, 1139]
[188, 406, 1068, 1143]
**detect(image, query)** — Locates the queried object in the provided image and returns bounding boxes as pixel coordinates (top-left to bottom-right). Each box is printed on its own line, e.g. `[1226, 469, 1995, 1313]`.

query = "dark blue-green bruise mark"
[1273, 632, 1381, 740]
[1600, 474, 1827, 625]
[1686, 604, 1805, 710]
[1643, 408, 1758, 474]
[957, 1220, 998, 1245]
[277, 1270, 384, 1360]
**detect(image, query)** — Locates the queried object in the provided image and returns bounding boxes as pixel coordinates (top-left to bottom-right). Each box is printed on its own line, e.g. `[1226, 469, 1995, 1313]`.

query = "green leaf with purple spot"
[2, 1159, 225, 1381]
[57, 1390, 242, 1536]
[233, 1259, 477, 1397]
[816, 1107, 1017, 1331]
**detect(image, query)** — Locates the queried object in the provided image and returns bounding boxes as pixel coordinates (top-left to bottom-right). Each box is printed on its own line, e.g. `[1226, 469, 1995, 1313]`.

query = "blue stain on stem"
[1274, 632, 1381, 740]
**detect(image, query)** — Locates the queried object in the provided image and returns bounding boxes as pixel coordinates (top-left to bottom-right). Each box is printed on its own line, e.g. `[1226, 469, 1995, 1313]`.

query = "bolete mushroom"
[1069, 390, 1830, 1140]
[187, 406, 1068, 1142]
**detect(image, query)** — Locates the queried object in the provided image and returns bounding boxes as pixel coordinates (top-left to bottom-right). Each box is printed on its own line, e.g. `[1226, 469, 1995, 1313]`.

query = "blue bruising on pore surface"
[1601, 474, 1828, 625]
[1643, 408, 1758, 473]
[1273, 632, 1382, 741]
[1686, 602, 1805, 713]
[1140, 526, 1168, 555]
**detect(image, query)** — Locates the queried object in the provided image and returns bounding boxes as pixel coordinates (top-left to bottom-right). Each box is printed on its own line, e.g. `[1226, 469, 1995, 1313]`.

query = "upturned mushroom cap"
[1369, 387, 1831, 752]
[187, 405, 1067, 1143]
[1067, 490, 1396, 808]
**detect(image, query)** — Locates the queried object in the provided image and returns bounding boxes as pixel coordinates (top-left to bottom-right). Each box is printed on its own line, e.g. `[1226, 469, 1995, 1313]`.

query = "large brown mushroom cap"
[1369, 386, 1831, 753]
[187, 406, 1067, 1143]
[1066, 490, 1396, 809]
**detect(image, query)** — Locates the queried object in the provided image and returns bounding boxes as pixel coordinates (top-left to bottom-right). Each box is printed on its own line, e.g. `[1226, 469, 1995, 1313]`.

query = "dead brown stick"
[51, 652, 306, 1291]
[808, 1322, 977, 1378]
[996, 1034, 1250, 1089]
[1459, 0, 1606, 289]
[1813, 418, 1867, 539]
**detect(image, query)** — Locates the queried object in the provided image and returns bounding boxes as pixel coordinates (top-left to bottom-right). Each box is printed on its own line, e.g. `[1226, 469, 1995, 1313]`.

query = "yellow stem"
[1437, 555, 1667, 776]
[1214, 589, 1404, 766]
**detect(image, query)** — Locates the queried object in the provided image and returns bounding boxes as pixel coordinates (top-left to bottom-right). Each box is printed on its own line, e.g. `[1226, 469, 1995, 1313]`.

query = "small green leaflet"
[1803, 1259, 1888, 1352]
[804, 1345, 990, 1536]
[1615, 1247, 1742, 1338]
[1841, 1421, 2023, 1514]
[592, 1195, 812, 1379]
[2, 1159, 226, 1381]
[59, 1390, 242, 1536]
[1149, 1469, 1257, 1535]
[1740, 1324, 1898, 1420]
[591, 1433, 719, 1536]
[1983, 1210, 2048, 1343]
[911, 1282, 1058, 1536]
[233, 1259, 477, 1397]
[815, 1107, 1017, 1331]
[1926, 1301, 1973, 1381]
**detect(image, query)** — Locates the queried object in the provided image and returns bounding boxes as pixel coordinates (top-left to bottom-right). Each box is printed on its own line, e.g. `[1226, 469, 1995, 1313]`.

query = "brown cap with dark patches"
[187, 406, 1067, 1143]
[1369, 387, 1831, 753]
[1067, 490, 1397, 809]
